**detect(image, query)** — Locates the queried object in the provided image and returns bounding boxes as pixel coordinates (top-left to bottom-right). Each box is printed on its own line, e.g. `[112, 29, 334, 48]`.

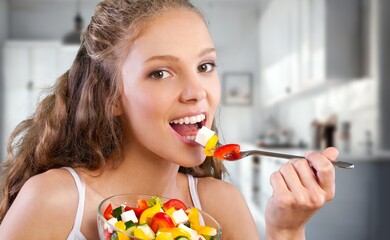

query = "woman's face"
[120, 9, 220, 167]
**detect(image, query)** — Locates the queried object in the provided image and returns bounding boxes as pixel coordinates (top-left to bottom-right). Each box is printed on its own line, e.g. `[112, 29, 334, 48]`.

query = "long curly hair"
[0, 0, 226, 222]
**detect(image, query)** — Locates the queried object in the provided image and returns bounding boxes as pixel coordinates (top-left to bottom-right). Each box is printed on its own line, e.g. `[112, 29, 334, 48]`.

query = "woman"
[0, 0, 337, 239]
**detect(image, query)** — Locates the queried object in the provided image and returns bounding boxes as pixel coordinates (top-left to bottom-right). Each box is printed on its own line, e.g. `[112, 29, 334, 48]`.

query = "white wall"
[0, 0, 9, 159]
[6, 0, 261, 145]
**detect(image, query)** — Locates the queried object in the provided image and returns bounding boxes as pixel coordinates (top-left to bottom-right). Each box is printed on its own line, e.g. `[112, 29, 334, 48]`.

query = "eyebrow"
[198, 47, 216, 57]
[144, 47, 216, 63]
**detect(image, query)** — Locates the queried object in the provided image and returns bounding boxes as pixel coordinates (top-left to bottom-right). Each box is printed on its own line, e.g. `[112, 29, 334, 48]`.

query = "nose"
[179, 75, 206, 103]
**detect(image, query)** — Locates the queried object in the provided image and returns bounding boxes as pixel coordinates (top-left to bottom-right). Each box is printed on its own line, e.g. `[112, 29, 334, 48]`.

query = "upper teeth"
[170, 113, 205, 125]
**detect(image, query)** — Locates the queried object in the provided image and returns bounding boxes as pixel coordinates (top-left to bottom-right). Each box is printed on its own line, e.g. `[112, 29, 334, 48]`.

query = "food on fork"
[195, 126, 241, 160]
[213, 144, 242, 160]
[194, 126, 219, 156]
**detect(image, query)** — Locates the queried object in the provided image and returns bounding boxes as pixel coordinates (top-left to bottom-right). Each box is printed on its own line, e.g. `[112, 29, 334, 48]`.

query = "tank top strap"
[63, 167, 87, 240]
[187, 174, 202, 210]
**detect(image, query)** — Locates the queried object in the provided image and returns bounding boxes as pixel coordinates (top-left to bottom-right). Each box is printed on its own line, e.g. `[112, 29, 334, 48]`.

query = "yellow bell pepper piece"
[139, 203, 162, 225]
[192, 225, 217, 237]
[114, 221, 130, 240]
[187, 208, 200, 227]
[134, 228, 151, 240]
[158, 227, 192, 239]
[204, 135, 219, 156]
[155, 232, 174, 240]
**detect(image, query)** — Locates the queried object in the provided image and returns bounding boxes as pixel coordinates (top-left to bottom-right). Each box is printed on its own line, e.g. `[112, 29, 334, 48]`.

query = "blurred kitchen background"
[1, 0, 390, 239]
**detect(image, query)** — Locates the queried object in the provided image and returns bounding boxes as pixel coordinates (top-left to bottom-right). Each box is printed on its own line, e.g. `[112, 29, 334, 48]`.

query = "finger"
[278, 162, 304, 192]
[305, 151, 335, 195]
[321, 147, 339, 161]
[269, 170, 290, 195]
[290, 158, 318, 189]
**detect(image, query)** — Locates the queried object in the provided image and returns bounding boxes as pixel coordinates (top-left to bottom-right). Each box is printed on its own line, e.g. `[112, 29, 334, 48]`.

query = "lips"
[169, 113, 205, 140]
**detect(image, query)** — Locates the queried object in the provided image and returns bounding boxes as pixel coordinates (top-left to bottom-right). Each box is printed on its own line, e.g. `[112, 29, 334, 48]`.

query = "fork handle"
[247, 150, 354, 169]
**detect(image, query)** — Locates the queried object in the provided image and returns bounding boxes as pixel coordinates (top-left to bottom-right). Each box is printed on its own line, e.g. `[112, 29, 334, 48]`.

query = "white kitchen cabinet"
[1, 41, 78, 159]
[260, 0, 363, 105]
[260, 0, 300, 105]
[300, 0, 363, 86]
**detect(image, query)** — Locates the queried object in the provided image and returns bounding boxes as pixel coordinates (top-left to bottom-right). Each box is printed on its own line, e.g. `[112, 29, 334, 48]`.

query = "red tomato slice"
[103, 203, 114, 220]
[213, 144, 241, 160]
[162, 199, 187, 211]
[124, 199, 148, 218]
[150, 212, 175, 233]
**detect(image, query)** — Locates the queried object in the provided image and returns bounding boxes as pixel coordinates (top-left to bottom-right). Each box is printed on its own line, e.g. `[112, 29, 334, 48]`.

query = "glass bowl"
[97, 193, 222, 240]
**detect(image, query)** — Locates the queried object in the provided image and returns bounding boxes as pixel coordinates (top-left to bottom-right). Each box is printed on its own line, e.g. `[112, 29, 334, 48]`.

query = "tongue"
[171, 123, 198, 136]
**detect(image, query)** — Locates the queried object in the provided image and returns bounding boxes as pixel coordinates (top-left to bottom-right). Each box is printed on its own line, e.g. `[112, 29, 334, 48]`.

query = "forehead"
[127, 9, 214, 59]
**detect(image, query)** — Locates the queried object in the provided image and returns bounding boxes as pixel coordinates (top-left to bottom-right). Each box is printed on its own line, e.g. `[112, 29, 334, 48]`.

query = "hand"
[265, 147, 338, 239]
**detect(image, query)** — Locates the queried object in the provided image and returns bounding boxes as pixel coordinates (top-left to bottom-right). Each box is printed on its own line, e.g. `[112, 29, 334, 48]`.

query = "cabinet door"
[260, 0, 300, 105]
[2, 46, 32, 156]
[4, 46, 30, 91]
[58, 45, 79, 75]
[259, 157, 284, 213]
[1, 42, 65, 158]
[32, 45, 59, 89]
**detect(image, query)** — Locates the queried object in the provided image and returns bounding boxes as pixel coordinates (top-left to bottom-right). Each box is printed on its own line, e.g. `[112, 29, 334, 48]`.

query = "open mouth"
[169, 113, 206, 141]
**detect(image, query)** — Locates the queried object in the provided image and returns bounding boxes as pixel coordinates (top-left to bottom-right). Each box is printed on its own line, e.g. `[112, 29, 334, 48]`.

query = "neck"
[87, 146, 184, 199]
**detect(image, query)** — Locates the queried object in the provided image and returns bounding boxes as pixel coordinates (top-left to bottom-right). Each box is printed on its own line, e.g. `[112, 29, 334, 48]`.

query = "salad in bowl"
[97, 194, 222, 240]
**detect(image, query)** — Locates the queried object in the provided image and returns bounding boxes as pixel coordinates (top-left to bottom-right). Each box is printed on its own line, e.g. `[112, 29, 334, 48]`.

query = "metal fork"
[225, 149, 354, 169]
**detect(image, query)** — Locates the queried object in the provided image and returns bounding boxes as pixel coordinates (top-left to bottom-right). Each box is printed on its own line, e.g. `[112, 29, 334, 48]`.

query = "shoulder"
[197, 177, 260, 239]
[0, 168, 79, 239]
[22, 168, 78, 203]
[197, 177, 242, 202]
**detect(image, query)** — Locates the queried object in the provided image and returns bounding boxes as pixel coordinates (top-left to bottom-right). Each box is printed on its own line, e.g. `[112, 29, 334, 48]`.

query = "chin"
[181, 154, 207, 168]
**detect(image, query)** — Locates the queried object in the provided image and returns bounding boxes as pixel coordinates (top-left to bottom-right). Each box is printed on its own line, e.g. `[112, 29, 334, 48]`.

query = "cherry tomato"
[103, 203, 114, 220]
[213, 144, 241, 160]
[124, 199, 148, 218]
[162, 199, 187, 211]
[150, 212, 175, 233]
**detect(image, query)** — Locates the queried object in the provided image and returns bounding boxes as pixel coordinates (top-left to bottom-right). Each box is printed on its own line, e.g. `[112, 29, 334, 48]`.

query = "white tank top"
[63, 167, 202, 239]
[63, 167, 87, 240]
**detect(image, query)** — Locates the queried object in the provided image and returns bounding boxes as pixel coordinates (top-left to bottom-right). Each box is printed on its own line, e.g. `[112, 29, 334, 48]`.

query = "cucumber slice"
[174, 236, 190, 240]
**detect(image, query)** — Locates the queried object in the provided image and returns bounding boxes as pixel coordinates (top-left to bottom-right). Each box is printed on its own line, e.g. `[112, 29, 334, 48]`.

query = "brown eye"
[150, 70, 171, 79]
[198, 62, 215, 73]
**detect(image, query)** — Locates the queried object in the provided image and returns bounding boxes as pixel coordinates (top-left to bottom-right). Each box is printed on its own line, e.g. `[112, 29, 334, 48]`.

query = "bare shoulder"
[197, 177, 260, 240]
[0, 168, 79, 239]
[20, 168, 78, 205]
[197, 177, 244, 204]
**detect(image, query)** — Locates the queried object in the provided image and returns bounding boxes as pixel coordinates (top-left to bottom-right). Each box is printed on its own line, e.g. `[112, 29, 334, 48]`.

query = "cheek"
[210, 78, 221, 108]
[124, 89, 162, 121]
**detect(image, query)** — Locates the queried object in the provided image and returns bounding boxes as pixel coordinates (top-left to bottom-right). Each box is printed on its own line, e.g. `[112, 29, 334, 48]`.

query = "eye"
[150, 70, 172, 80]
[198, 62, 216, 73]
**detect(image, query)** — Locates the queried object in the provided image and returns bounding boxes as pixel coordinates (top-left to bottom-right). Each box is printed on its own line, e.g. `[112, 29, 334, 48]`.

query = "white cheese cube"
[138, 224, 156, 239]
[195, 126, 215, 147]
[156, 231, 173, 237]
[104, 217, 118, 230]
[172, 208, 189, 225]
[178, 223, 199, 240]
[121, 209, 138, 223]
